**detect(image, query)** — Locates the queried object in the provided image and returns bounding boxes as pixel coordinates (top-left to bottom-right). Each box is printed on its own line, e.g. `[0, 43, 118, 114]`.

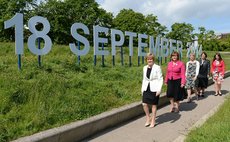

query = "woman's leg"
[150, 105, 157, 127]
[201, 87, 205, 97]
[217, 83, 222, 95]
[193, 88, 199, 100]
[197, 87, 201, 96]
[169, 98, 174, 112]
[187, 89, 192, 102]
[214, 82, 218, 95]
[174, 101, 180, 112]
[142, 103, 150, 126]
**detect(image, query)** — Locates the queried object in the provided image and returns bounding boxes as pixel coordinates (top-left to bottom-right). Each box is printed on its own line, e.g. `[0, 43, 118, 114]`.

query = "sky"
[37, 0, 230, 34]
[96, 0, 230, 34]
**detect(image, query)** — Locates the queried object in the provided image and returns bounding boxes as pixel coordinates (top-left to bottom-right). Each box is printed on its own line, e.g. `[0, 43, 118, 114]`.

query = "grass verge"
[185, 95, 230, 142]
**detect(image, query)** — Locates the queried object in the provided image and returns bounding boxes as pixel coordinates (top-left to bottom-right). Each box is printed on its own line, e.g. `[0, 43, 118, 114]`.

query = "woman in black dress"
[141, 53, 163, 128]
[197, 52, 210, 97]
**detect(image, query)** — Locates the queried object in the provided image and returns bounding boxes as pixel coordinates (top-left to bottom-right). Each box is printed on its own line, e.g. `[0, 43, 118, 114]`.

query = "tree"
[196, 27, 216, 44]
[195, 27, 218, 50]
[0, 0, 38, 41]
[33, 0, 113, 44]
[113, 9, 146, 33]
[166, 22, 194, 47]
[113, 9, 167, 46]
[217, 35, 230, 51]
[113, 9, 147, 46]
[145, 14, 167, 37]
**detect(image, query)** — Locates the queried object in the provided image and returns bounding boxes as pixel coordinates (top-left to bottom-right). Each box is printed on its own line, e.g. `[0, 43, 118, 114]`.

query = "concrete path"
[83, 77, 230, 142]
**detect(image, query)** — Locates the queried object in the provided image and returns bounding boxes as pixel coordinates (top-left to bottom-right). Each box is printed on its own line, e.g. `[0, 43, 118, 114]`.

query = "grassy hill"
[0, 42, 229, 141]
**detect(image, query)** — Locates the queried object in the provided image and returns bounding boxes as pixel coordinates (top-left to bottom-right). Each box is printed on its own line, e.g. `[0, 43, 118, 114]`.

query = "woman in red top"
[211, 53, 225, 96]
[165, 51, 186, 112]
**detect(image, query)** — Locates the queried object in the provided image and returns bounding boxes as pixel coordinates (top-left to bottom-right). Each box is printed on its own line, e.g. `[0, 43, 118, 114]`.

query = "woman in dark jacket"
[197, 52, 210, 97]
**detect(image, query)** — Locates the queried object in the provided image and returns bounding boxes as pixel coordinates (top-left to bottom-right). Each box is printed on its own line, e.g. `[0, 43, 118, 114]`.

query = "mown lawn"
[0, 42, 229, 141]
[185, 95, 230, 142]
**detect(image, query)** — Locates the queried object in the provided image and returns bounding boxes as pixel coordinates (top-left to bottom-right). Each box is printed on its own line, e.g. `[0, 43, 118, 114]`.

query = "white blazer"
[141, 64, 163, 93]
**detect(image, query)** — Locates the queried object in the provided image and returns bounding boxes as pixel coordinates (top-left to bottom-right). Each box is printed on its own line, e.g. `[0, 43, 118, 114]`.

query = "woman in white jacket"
[141, 53, 163, 128]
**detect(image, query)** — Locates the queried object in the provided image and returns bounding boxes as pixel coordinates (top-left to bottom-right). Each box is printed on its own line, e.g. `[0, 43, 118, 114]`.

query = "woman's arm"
[164, 63, 169, 84]
[185, 61, 189, 77]
[207, 60, 210, 76]
[211, 61, 214, 74]
[195, 61, 200, 78]
[181, 62, 186, 86]
[221, 60, 225, 76]
[156, 66, 163, 95]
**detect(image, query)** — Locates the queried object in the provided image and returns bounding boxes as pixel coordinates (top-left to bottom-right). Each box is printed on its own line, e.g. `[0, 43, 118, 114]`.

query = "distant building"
[217, 33, 230, 39]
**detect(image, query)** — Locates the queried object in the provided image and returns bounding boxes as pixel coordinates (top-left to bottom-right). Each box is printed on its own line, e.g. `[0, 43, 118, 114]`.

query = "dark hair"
[201, 52, 207, 58]
[213, 52, 222, 61]
[170, 51, 180, 60]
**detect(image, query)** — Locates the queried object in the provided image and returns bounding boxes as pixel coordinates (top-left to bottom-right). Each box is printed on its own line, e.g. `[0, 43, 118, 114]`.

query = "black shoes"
[200, 92, 205, 97]
[199, 92, 205, 97]
[187, 97, 191, 103]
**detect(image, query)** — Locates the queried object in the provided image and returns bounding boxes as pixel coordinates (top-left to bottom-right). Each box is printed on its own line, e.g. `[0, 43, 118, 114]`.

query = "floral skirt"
[213, 72, 224, 84]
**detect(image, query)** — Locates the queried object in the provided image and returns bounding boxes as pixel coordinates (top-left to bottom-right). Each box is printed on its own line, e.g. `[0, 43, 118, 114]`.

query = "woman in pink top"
[211, 53, 225, 96]
[165, 51, 186, 112]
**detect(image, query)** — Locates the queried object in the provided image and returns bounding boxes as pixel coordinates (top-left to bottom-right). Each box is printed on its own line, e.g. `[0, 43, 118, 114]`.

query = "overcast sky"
[96, 0, 230, 34]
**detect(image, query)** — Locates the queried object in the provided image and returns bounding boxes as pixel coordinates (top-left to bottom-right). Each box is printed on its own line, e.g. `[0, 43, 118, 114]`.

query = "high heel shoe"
[149, 123, 156, 128]
[187, 97, 191, 103]
[145, 123, 150, 127]
[201, 93, 205, 97]
[174, 107, 179, 113]
[145, 118, 151, 127]
[170, 107, 174, 113]
[219, 92, 222, 96]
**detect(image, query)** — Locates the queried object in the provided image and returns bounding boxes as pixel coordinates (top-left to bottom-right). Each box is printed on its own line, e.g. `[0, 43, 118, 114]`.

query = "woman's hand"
[192, 77, 197, 81]
[156, 91, 161, 96]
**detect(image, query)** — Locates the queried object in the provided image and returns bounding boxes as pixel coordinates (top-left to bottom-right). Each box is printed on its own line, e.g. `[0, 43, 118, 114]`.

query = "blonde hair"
[190, 52, 195, 57]
[145, 53, 155, 62]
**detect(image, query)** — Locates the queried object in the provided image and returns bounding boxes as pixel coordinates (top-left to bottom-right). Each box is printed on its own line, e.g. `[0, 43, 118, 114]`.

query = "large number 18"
[4, 13, 52, 55]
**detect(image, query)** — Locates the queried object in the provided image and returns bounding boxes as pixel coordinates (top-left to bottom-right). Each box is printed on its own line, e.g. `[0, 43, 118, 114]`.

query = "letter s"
[70, 23, 90, 56]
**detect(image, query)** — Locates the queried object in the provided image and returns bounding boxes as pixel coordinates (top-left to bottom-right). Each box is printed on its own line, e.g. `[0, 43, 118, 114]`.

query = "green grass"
[0, 42, 229, 141]
[185, 95, 230, 142]
[0, 42, 145, 141]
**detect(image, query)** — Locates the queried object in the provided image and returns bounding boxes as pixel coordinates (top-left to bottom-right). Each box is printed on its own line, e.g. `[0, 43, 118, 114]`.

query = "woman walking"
[165, 51, 186, 112]
[141, 53, 163, 128]
[185, 53, 200, 102]
[211, 53, 225, 96]
[197, 52, 210, 97]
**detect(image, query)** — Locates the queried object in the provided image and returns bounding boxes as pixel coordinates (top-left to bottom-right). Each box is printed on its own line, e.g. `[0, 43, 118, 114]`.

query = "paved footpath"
[83, 77, 230, 142]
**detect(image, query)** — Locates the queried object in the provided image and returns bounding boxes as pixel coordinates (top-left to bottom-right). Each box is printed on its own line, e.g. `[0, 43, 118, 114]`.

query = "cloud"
[97, 0, 230, 32]
[99, 0, 141, 15]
